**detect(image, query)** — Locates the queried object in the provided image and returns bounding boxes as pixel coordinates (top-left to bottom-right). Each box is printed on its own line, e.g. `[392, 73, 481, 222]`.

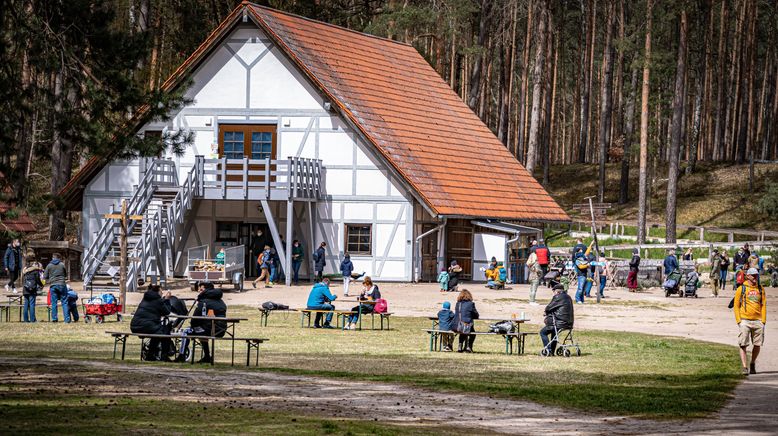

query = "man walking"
[534, 240, 550, 285]
[4, 239, 22, 293]
[44, 253, 70, 323]
[313, 242, 327, 283]
[709, 249, 722, 298]
[734, 268, 766, 375]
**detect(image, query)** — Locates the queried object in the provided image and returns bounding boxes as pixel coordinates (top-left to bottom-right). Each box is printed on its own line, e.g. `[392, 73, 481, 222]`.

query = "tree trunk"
[577, 0, 591, 163]
[49, 69, 75, 241]
[688, 79, 702, 174]
[712, 0, 728, 161]
[525, 0, 548, 175]
[637, 0, 653, 245]
[735, 1, 753, 164]
[597, 0, 616, 202]
[542, 17, 555, 186]
[619, 67, 639, 204]
[666, 9, 688, 244]
[467, 0, 491, 110]
[517, 0, 534, 161]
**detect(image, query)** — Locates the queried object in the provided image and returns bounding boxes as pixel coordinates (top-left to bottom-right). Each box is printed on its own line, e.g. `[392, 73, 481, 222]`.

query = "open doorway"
[240, 223, 271, 277]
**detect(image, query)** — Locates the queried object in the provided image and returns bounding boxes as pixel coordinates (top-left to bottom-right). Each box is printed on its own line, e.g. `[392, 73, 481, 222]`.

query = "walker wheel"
[540, 349, 550, 357]
[564, 349, 572, 357]
[556, 348, 564, 356]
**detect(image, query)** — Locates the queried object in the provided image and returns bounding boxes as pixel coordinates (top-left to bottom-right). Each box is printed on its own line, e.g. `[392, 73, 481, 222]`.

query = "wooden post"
[119, 200, 127, 308]
[699, 227, 704, 242]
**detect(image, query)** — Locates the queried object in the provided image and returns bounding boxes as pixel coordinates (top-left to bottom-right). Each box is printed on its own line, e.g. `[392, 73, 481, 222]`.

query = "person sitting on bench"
[130, 285, 173, 362]
[306, 278, 337, 329]
[539, 285, 574, 356]
[189, 282, 227, 364]
[344, 276, 381, 330]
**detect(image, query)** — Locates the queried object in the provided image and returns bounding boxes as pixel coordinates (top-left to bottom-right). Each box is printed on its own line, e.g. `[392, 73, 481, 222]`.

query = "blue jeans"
[598, 275, 606, 297]
[270, 263, 277, 283]
[307, 303, 334, 326]
[583, 279, 593, 297]
[49, 285, 71, 323]
[23, 295, 36, 322]
[292, 260, 302, 283]
[348, 304, 373, 325]
[575, 275, 587, 303]
[719, 269, 727, 290]
[539, 325, 557, 353]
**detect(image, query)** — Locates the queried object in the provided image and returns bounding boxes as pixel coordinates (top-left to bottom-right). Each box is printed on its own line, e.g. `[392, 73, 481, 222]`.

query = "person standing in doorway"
[44, 253, 70, 323]
[291, 240, 304, 285]
[734, 268, 766, 375]
[4, 239, 22, 293]
[314, 242, 327, 282]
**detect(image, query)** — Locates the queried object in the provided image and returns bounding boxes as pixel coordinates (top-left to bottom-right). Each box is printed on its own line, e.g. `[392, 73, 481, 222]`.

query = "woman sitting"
[453, 289, 479, 353]
[344, 276, 381, 330]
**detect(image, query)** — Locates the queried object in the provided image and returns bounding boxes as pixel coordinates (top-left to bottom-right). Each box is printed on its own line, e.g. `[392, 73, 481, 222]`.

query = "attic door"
[217, 124, 277, 182]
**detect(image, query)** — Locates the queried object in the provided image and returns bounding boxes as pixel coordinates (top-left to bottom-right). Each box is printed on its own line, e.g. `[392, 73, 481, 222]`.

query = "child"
[252, 245, 273, 288]
[66, 287, 80, 322]
[437, 301, 455, 352]
[437, 268, 449, 293]
[340, 254, 354, 297]
[215, 248, 225, 265]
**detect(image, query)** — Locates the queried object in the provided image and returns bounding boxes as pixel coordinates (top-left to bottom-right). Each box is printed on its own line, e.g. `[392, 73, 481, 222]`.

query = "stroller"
[663, 269, 684, 298]
[540, 314, 581, 358]
[683, 270, 700, 298]
[544, 257, 568, 289]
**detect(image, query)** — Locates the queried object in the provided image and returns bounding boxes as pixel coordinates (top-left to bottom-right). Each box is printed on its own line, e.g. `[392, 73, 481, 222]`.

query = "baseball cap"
[747, 268, 759, 276]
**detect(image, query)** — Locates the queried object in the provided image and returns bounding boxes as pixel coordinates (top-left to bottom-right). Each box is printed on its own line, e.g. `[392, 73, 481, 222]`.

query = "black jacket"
[544, 292, 574, 330]
[629, 254, 640, 272]
[191, 288, 227, 337]
[314, 247, 326, 271]
[453, 300, 479, 324]
[130, 290, 171, 334]
[22, 265, 43, 297]
[733, 251, 749, 268]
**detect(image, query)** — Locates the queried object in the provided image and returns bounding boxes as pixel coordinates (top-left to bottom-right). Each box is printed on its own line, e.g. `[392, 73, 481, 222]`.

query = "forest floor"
[544, 161, 778, 231]
[2, 281, 776, 434]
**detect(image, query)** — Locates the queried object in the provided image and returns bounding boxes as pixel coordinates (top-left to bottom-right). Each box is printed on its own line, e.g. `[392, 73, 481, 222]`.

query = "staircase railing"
[164, 164, 199, 274]
[82, 159, 177, 288]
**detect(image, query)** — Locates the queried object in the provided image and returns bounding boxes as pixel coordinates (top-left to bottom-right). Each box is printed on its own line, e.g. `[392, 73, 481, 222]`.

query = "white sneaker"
[529, 302, 540, 306]
[4, 285, 8, 292]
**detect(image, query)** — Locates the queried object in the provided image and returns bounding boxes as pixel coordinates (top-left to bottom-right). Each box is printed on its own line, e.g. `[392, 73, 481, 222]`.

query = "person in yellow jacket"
[734, 268, 767, 375]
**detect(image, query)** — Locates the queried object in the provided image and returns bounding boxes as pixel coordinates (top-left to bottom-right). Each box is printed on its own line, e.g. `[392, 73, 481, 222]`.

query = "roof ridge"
[247, 2, 414, 49]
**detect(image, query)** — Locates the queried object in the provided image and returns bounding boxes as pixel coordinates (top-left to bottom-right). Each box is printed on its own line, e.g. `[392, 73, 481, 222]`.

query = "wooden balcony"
[194, 155, 323, 201]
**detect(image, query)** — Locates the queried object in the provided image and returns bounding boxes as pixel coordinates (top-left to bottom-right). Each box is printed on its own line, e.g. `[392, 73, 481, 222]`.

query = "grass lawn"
[0, 305, 741, 423]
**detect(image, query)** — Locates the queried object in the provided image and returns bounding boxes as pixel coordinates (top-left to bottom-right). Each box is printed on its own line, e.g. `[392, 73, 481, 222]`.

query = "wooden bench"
[0, 303, 52, 322]
[105, 331, 268, 367]
[257, 307, 299, 327]
[425, 329, 529, 355]
[299, 309, 392, 330]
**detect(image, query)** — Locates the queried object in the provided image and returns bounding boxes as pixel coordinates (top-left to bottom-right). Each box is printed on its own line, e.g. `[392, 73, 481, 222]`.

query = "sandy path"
[68, 281, 778, 434]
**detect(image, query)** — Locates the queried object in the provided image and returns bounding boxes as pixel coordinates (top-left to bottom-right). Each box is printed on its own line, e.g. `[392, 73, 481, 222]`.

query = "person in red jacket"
[534, 241, 550, 285]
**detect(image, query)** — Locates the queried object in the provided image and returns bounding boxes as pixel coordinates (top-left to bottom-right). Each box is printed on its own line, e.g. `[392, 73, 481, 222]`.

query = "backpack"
[261, 301, 289, 311]
[498, 267, 508, 282]
[728, 284, 764, 310]
[488, 320, 515, 334]
[536, 247, 550, 265]
[373, 298, 388, 313]
[735, 270, 746, 285]
[23, 271, 39, 292]
[575, 257, 590, 270]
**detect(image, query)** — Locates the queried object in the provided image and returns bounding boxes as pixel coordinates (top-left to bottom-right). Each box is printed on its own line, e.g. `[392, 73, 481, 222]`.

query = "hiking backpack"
[22, 271, 39, 293]
[373, 298, 388, 313]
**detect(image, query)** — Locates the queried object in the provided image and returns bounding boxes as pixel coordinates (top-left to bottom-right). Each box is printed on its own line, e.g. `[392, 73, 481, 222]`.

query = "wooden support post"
[728, 232, 734, 243]
[104, 200, 143, 308]
[699, 227, 705, 242]
[307, 201, 315, 281]
[285, 200, 294, 286]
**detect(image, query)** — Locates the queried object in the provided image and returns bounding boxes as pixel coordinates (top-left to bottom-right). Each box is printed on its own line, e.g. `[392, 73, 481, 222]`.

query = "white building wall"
[82, 23, 414, 281]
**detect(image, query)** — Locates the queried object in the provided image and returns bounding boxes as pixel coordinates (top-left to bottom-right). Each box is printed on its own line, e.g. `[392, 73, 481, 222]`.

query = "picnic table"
[426, 316, 531, 355]
[0, 303, 51, 322]
[300, 299, 392, 330]
[165, 315, 248, 366]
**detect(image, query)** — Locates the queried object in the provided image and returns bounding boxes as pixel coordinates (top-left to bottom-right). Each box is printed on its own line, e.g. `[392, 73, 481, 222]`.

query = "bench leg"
[429, 332, 434, 352]
[246, 341, 251, 367]
[121, 336, 127, 360]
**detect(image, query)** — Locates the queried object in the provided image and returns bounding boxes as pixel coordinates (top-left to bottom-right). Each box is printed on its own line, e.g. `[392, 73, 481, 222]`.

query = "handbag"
[457, 321, 473, 334]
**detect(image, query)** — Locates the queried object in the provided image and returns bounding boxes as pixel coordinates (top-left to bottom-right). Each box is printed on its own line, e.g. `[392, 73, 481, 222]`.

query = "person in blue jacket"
[340, 254, 354, 297]
[437, 301, 455, 351]
[663, 249, 679, 277]
[306, 278, 337, 328]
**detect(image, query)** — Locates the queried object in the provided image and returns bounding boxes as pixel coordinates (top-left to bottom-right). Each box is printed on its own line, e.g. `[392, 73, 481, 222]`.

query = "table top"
[427, 316, 530, 323]
[165, 315, 248, 322]
[340, 299, 377, 304]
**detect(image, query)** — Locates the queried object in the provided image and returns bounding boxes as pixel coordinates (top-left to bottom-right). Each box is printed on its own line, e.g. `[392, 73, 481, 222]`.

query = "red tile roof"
[249, 5, 568, 221]
[0, 202, 36, 233]
[62, 2, 569, 222]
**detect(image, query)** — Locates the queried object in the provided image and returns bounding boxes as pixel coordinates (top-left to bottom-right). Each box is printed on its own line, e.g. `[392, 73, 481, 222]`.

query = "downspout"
[505, 232, 521, 284]
[414, 218, 447, 283]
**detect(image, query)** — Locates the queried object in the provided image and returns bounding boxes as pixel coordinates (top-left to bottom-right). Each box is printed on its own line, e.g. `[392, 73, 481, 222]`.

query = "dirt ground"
[41, 280, 778, 434]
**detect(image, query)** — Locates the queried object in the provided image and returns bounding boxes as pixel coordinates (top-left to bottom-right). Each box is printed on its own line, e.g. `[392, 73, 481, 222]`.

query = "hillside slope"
[543, 162, 778, 231]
